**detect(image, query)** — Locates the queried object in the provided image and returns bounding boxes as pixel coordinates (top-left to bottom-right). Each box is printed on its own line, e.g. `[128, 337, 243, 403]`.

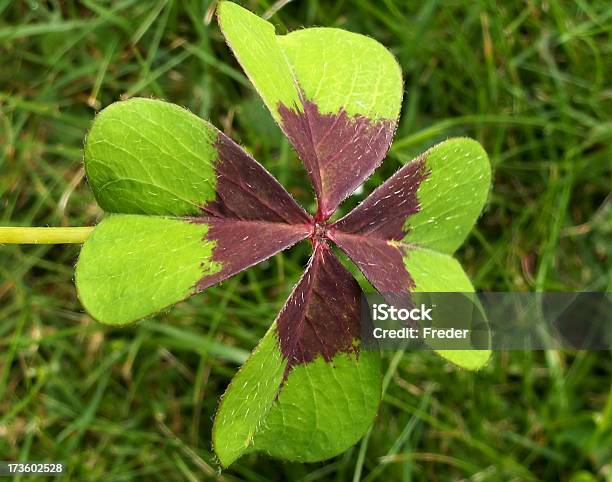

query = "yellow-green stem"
[0, 227, 93, 244]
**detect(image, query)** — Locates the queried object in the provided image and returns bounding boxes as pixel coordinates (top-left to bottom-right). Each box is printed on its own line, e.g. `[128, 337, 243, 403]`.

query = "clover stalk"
[0, 226, 93, 244]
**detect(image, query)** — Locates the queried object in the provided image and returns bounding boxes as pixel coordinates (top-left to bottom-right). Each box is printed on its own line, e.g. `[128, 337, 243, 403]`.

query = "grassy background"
[1, 0, 611, 480]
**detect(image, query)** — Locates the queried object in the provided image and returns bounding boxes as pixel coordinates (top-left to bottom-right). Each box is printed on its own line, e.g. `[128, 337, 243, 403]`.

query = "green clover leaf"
[74, 1, 492, 467]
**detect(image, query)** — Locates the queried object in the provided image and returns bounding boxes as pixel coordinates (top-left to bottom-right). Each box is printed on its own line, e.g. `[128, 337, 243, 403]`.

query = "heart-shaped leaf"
[213, 242, 381, 466]
[76, 98, 311, 325]
[218, 1, 403, 218]
[331, 138, 492, 368]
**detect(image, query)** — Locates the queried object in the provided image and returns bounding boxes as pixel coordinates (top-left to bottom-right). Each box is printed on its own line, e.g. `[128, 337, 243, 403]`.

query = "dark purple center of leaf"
[278, 98, 395, 221]
[204, 133, 311, 224]
[276, 241, 362, 379]
[191, 132, 312, 291]
[329, 155, 430, 293]
[188, 96, 432, 379]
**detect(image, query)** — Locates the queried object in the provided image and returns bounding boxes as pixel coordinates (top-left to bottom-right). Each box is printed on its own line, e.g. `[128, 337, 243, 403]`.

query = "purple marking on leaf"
[203, 132, 311, 224]
[278, 99, 395, 220]
[276, 241, 362, 378]
[188, 130, 314, 290]
[328, 231, 413, 293]
[194, 218, 311, 291]
[333, 155, 428, 240]
[327, 154, 429, 293]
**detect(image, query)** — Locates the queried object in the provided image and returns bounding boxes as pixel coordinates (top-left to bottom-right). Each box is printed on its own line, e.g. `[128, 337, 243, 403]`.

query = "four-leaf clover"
[76, 2, 491, 466]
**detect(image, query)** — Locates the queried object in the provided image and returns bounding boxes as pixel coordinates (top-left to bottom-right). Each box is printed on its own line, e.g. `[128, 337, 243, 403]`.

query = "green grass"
[1, 0, 611, 480]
